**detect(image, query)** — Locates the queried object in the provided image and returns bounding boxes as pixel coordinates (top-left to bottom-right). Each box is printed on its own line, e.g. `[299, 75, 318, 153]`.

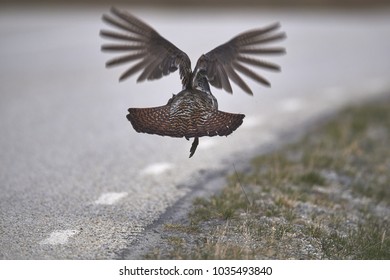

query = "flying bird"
[100, 7, 285, 157]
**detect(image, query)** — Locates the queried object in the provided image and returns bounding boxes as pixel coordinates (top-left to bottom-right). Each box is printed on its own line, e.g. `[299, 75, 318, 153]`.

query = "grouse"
[100, 7, 285, 157]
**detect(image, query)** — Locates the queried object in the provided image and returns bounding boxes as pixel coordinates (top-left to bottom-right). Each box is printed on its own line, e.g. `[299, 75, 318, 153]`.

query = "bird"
[100, 7, 286, 157]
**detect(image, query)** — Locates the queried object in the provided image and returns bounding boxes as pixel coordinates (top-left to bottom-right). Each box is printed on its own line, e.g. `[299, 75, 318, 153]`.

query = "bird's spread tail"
[127, 106, 245, 139]
[127, 106, 181, 137]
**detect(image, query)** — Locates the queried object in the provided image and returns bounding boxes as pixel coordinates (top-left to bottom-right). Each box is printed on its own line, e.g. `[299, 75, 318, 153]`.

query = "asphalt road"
[1, 6, 390, 259]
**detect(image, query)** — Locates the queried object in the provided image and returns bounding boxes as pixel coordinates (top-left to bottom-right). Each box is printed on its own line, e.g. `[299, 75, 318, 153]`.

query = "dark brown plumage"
[101, 7, 285, 157]
[127, 89, 245, 157]
[127, 90, 245, 137]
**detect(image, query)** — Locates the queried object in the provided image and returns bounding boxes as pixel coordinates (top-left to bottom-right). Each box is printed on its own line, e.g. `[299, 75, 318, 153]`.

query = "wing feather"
[194, 22, 286, 94]
[101, 7, 192, 87]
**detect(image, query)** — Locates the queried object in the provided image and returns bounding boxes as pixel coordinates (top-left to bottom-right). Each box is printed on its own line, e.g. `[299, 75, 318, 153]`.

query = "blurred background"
[1, 0, 390, 7]
[1, 0, 390, 259]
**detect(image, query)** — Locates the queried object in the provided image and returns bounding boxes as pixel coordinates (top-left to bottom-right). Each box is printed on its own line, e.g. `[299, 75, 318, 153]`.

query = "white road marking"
[94, 192, 128, 205]
[40, 229, 79, 245]
[141, 162, 173, 175]
[279, 98, 304, 112]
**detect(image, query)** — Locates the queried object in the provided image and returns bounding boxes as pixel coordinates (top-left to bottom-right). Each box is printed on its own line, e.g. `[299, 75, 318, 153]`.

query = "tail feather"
[199, 110, 245, 137]
[127, 105, 181, 137]
[127, 105, 244, 139]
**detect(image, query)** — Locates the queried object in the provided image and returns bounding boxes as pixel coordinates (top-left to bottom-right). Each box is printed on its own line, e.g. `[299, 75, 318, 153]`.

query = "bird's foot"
[189, 137, 199, 158]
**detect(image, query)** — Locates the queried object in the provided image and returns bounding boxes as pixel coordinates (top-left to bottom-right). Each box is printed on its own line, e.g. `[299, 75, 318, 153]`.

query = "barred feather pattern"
[127, 89, 245, 139]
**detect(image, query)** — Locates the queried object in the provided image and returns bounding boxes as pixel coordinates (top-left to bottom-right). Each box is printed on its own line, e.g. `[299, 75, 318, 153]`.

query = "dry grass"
[145, 98, 390, 260]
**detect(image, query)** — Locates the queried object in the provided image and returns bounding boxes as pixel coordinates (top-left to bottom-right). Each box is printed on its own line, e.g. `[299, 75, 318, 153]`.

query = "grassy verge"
[146, 98, 390, 259]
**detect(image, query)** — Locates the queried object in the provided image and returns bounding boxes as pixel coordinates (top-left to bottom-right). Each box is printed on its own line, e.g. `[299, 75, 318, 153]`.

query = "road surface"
[1, 6, 390, 259]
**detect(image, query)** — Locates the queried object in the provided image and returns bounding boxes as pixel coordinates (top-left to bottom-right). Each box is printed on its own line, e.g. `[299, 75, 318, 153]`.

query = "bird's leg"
[189, 137, 199, 158]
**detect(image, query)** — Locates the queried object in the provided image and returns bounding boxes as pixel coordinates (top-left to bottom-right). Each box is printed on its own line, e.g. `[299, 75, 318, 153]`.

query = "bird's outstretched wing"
[194, 23, 286, 95]
[127, 106, 244, 139]
[100, 7, 192, 87]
